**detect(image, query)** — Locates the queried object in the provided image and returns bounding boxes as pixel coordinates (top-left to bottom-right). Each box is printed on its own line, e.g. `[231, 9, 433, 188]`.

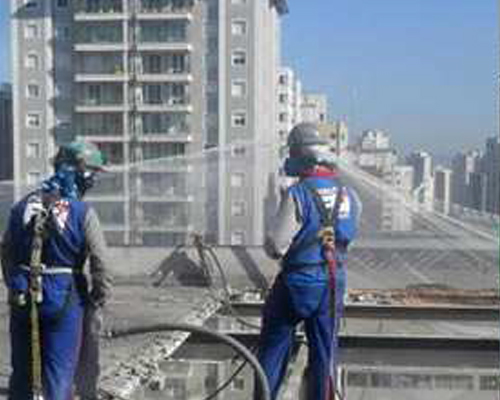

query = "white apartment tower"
[301, 93, 327, 125]
[276, 67, 302, 145]
[11, 0, 287, 246]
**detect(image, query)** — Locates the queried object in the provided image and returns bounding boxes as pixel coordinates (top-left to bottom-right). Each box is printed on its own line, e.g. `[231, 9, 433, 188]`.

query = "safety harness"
[302, 179, 344, 400]
[29, 211, 49, 400]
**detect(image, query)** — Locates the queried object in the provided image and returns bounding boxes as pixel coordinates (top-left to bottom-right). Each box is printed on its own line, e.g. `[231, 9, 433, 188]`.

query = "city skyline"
[0, 1, 498, 155]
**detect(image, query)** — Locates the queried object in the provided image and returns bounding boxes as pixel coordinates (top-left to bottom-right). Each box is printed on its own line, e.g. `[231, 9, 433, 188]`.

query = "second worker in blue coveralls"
[1, 141, 112, 400]
[255, 123, 359, 400]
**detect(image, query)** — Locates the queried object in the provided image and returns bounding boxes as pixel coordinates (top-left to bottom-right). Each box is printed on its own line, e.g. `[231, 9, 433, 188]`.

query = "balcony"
[137, 21, 189, 50]
[75, 73, 126, 83]
[137, 53, 191, 82]
[76, 83, 125, 112]
[136, 158, 191, 173]
[74, 22, 124, 51]
[136, 101, 192, 113]
[139, 0, 194, 14]
[75, 54, 125, 82]
[74, 0, 125, 20]
[138, 113, 191, 142]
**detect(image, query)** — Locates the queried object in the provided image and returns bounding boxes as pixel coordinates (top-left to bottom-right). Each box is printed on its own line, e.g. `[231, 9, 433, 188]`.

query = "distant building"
[357, 130, 396, 176]
[301, 93, 327, 125]
[382, 165, 413, 231]
[482, 136, 499, 214]
[0, 83, 13, 181]
[359, 129, 390, 150]
[451, 150, 482, 208]
[434, 166, 452, 214]
[318, 121, 348, 156]
[468, 172, 488, 212]
[277, 67, 302, 145]
[407, 151, 433, 190]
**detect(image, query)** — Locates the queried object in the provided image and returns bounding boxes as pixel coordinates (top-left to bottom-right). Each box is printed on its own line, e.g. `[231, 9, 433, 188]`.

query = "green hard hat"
[55, 140, 106, 171]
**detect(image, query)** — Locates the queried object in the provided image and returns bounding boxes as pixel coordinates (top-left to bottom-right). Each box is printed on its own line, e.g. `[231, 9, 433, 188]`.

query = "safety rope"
[29, 211, 49, 400]
[301, 180, 345, 400]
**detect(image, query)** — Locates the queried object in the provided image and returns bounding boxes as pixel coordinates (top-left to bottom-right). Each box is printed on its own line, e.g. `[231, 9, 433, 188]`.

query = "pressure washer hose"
[106, 322, 271, 400]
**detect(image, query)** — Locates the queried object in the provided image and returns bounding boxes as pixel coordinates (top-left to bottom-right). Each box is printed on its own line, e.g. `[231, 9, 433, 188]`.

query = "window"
[279, 93, 288, 104]
[25, 23, 38, 38]
[231, 201, 245, 216]
[27, 172, 41, 186]
[231, 231, 245, 245]
[231, 0, 246, 4]
[231, 50, 246, 66]
[27, 142, 40, 158]
[231, 80, 246, 97]
[278, 74, 288, 85]
[144, 84, 162, 104]
[279, 112, 288, 123]
[232, 377, 245, 390]
[231, 173, 244, 188]
[146, 54, 162, 74]
[57, 0, 68, 7]
[56, 26, 71, 40]
[26, 53, 39, 69]
[27, 83, 40, 98]
[26, 113, 41, 128]
[231, 20, 247, 35]
[232, 111, 246, 127]
[232, 146, 246, 156]
[25, 0, 38, 8]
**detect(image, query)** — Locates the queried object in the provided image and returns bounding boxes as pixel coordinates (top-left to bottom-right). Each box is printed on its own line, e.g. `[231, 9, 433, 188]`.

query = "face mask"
[75, 170, 97, 198]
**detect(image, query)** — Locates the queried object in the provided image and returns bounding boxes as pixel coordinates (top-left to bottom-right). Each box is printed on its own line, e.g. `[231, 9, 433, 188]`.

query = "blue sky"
[0, 1, 497, 155]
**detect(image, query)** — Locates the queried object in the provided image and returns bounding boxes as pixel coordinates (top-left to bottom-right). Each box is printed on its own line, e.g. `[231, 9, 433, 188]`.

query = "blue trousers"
[255, 265, 346, 400]
[8, 276, 84, 400]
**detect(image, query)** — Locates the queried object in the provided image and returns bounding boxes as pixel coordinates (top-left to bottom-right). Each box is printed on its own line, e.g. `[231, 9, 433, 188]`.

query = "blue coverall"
[256, 175, 358, 400]
[2, 192, 108, 400]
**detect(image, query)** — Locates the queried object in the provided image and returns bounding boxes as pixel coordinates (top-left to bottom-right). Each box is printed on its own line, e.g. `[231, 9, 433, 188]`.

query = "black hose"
[202, 359, 248, 400]
[107, 323, 271, 400]
[205, 245, 262, 330]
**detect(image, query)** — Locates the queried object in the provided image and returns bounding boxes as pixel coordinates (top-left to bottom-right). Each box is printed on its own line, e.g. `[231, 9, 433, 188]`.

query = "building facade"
[357, 129, 396, 176]
[0, 83, 13, 181]
[300, 93, 327, 125]
[450, 150, 482, 209]
[276, 67, 302, 145]
[482, 136, 499, 214]
[434, 166, 452, 214]
[11, 0, 286, 246]
[318, 121, 348, 156]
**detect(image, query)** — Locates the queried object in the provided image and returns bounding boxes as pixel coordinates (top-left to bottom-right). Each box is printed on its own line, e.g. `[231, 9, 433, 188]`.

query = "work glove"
[89, 285, 108, 309]
[86, 305, 104, 337]
[22, 196, 45, 227]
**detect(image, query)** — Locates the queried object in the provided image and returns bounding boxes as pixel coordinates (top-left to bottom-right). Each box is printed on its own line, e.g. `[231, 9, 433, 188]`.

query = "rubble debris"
[348, 287, 499, 306]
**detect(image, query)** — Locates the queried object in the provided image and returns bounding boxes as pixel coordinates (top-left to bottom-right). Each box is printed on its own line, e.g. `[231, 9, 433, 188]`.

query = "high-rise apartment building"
[357, 129, 396, 175]
[482, 136, 499, 214]
[434, 166, 452, 214]
[276, 67, 302, 144]
[0, 83, 13, 181]
[407, 151, 433, 191]
[450, 150, 482, 208]
[11, 0, 286, 246]
[318, 121, 348, 156]
[300, 93, 327, 125]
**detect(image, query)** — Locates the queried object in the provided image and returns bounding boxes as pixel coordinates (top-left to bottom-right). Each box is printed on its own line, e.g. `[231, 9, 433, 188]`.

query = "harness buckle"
[318, 227, 335, 247]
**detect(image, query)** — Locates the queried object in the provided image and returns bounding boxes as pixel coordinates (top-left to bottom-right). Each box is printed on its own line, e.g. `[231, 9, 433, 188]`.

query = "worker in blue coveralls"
[1, 141, 112, 400]
[254, 123, 359, 400]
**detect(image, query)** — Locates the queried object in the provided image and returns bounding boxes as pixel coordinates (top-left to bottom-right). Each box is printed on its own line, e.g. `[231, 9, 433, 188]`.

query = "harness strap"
[300, 180, 345, 400]
[298, 179, 344, 251]
[19, 265, 75, 275]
